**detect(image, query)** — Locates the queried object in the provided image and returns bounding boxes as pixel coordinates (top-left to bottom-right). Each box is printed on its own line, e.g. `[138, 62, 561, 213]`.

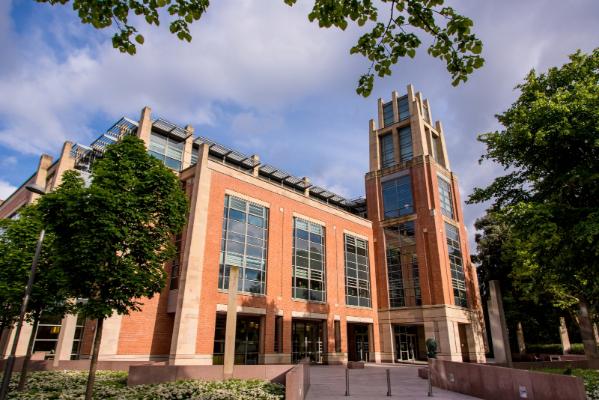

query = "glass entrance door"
[213, 314, 261, 365]
[394, 325, 418, 361]
[292, 320, 324, 363]
[348, 324, 370, 362]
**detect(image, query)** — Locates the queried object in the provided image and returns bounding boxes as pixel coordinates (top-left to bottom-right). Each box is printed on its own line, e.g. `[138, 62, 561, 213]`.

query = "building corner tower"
[366, 85, 486, 363]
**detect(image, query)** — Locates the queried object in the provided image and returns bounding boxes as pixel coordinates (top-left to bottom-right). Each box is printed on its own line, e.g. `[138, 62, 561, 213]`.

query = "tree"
[39, 135, 188, 400]
[473, 212, 570, 353]
[0, 205, 70, 391]
[36, 0, 483, 96]
[469, 48, 599, 358]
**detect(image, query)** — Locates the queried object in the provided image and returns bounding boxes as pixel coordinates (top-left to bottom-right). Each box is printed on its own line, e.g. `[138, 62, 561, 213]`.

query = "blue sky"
[1, 0, 598, 250]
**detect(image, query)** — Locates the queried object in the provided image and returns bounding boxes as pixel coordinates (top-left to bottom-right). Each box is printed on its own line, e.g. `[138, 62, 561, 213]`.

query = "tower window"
[383, 101, 394, 127]
[381, 175, 414, 219]
[438, 177, 454, 219]
[399, 126, 413, 162]
[398, 95, 410, 121]
[380, 134, 395, 168]
[445, 223, 467, 307]
[384, 221, 421, 308]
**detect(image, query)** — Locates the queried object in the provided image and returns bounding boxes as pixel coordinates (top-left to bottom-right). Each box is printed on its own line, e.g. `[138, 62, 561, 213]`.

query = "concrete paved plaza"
[306, 364, 480, 400]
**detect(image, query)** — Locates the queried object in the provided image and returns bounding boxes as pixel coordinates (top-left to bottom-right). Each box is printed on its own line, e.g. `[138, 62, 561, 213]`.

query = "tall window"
[383, 101, 394, 127]
[149, 131, 184, 170]
[438, 177, 454, 219]
[399, 126, 413, 162]
[380, 134, 395, 168]
[382, 175, 414, 219]
[344, 234, 371, 307]
[445, 223, 467, 307]
[191, 146, 199, 165]
[398, 95, 410, 120]
[219, 195, 269, 294]
[385, 221, 421, 308]
[292, 218, 326, 302]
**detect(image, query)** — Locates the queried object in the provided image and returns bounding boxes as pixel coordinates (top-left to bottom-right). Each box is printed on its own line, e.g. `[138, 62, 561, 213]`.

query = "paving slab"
[306, 364, 480, 400]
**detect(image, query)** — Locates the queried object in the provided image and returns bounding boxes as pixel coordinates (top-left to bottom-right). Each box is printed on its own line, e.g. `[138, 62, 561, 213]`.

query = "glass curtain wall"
[381, 175, 414, 218]
[445, 222, 467, 307]
[344, 234, 371, 307]
[292, 218, 326, 302]
[384, 221, 421, 307]
[148, 131, 184, 170]
[219, 195, 269, 294]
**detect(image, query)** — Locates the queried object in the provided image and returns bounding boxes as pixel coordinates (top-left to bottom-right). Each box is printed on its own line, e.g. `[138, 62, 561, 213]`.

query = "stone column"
[136, 106, 152, 147]
[53, 314, 78, 366]
[559, 317, 571, 354]
[169, 144, 212, 365]
[487, 280, 512, 365]
[435, 320, 461, 361]
[594, 323, 599, 345]
[98, 313, 123, 360]
[52, 141, 75, 189]
[223, 266, 239, 379]
[516, 322, 526, 355]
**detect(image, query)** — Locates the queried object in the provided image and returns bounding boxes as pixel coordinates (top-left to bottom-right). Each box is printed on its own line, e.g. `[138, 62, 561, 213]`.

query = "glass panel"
[398, 95, 410, 120]
[292, 218, 326, 302]
[382, 175, 414, 218]
[219, 195, 269, 295]
[445, 222, 467, 307]
[399, 126, 413, 162]
[383, 101, 394, 127]
[380, 134, 395, 168]
[344, 234, 371, 307]
[438, 177, 454, 219]
[385, 221, 421, 308]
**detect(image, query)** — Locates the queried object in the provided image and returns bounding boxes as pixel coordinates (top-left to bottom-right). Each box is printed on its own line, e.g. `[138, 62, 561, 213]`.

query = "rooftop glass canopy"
[71, 116, 366, 216]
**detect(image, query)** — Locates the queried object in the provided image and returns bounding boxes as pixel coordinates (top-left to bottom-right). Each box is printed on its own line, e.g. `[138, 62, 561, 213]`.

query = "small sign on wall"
[519, 385, 528, 399]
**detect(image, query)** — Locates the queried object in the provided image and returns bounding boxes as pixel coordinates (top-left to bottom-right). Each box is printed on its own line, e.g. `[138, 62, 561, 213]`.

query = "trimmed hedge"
[526, 343, 563, 354]
[1, 371, 285, 400]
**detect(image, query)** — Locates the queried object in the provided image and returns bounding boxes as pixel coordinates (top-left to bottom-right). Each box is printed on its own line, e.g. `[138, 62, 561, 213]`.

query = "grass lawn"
[536, 368, 599, 400]
[1, 370, 285, 400]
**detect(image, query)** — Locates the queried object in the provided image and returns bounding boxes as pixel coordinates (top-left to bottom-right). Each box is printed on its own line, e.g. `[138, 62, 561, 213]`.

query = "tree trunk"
[578, 300, 599, 359]
[17, 314, 40, 391]
[85, 318, 104, 400]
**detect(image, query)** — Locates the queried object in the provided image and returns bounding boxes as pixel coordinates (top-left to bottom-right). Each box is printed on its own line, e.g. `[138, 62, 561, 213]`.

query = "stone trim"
[291, 311, 327, 320]
[224, 189, 271, 208]
[215, 304, 267, 315]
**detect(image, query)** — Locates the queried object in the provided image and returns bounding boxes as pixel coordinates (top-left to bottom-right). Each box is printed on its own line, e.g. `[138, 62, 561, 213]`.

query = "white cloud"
[0, 0, 362, 155]
[0, 179, 16, 200]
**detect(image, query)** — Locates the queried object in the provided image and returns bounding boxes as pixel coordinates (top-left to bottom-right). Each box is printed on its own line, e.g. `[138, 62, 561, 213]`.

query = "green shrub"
[526, 343, 563, 354]
[569, 343, 585, 354]
[539, 368, 599, 400]
[0, 371, 285, 400]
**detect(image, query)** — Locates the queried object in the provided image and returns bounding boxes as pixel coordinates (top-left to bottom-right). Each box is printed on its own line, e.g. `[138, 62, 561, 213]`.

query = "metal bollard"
[345, 368, 350, 396]
[386, 368, 392, 396]
[428, 367, 433, 397]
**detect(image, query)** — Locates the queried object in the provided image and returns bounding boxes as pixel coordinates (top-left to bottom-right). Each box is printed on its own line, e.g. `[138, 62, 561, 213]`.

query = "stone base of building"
[377, 304, 486, 364]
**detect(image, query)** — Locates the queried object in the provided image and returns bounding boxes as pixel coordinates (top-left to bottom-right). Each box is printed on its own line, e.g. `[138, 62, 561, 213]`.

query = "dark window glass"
[445, 222, 467, 307]
[398, 95, 410, 120]
[383, 101, 394, 127]
[384, 221, 421, 308]
[334, 320, 341, 352]
[380, 134, 395, 168]
[345, 234, 371, 307]
[219, 195, 269, 295]
[292, 218, 326, 302]
[381, 175, 414, 219]
[438, 177, 454, 219]
[399, 126, 413, 162]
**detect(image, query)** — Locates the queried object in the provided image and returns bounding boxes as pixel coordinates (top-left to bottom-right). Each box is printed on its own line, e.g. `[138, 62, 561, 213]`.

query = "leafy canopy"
[36, 0, 483, 96]
[469, 49, 599, 313]
[39, 135, 188, 320]
[0, 205, 70, 328]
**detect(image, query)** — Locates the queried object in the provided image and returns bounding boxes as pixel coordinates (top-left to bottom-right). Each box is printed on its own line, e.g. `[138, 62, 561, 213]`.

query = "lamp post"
[0, 184, 46, 400]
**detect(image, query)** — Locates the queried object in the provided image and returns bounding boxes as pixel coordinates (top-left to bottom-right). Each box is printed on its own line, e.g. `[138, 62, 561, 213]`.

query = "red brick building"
[0, 85, 485, 365]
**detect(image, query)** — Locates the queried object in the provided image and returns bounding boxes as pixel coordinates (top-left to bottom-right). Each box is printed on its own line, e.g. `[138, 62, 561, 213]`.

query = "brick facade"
[0, 85, 485, 365]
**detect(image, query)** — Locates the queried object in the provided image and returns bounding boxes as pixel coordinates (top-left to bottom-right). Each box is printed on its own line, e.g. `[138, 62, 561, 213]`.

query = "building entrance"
[458, 323, 471, 362]
[394, 325, 421, 362]
[213, 314, 261, 365]
[347, 323, 370, 362]
[292, 319, 324, 363]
